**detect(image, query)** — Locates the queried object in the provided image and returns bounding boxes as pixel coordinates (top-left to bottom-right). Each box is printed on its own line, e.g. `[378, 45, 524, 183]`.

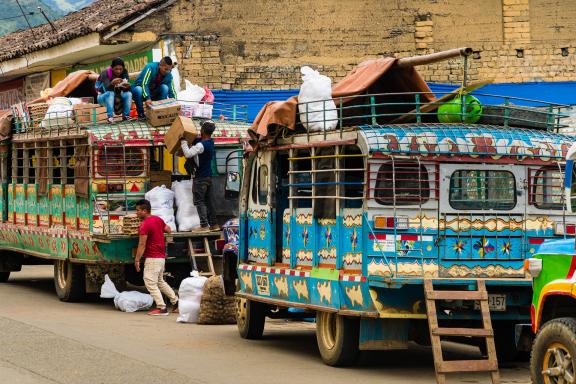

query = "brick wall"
[140, 0, 576, 90]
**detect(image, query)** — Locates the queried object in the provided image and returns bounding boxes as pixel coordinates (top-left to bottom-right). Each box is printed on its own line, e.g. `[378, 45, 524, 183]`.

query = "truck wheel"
[531, 317, 576, 384]
[316, 311, 360, 366]
[54, 260, 86, 302]
[0, 271, 9, 282]
[237, 298, 266, 339]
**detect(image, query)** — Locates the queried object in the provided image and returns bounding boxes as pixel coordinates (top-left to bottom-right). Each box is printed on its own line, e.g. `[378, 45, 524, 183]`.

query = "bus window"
[340, 145, 364, 209]
[292, 149, 312, 209]
[258, 165, 268, 205]
[13, 147, 23, 184]
[314, 146, 336, 219]
[374, 161, 429, 206]
[450, 170, 516, 210]
[96, 148, 145, 177]
[52, 147, 62, 185]
[26, 147, 35, 184]
[530, 167, 564, 210]
[65, 145, 75, 183]
[250, 161, 258, 205]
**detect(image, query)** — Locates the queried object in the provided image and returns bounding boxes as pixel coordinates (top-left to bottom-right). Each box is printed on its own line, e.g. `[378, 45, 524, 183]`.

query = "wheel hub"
[542, 343, 575, 384]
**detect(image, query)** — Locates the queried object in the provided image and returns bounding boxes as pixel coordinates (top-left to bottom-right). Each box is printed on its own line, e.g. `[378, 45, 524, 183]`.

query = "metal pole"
[396, 47, 473, 68]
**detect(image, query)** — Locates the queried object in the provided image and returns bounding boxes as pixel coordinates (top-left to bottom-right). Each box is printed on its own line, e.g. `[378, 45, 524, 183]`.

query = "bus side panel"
[26, 184, 38, 226]
[50, 185, 64, 227]
[7, 183, 13, 223]
[14, 184, 25, 225]
[64, 185, 77, 230]
[77, 196, 90, 231]
[341, 208, 363, 271]
[38, 186, 50, 227]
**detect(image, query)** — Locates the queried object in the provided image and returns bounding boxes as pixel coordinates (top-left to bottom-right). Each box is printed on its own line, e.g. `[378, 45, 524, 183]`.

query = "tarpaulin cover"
[249, 58, 434, 141]
[30, 70, 98, 104]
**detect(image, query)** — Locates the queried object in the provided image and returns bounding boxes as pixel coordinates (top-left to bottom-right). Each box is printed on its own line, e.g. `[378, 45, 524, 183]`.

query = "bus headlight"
[524, 258, 543, 278]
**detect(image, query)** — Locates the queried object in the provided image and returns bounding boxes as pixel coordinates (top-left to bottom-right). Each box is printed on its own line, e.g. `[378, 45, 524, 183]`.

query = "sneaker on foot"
[191, 226, 209, 233]
[171, 301, 179, 314]
[107, 117, 114, 124]
[123, 115, 134, 121]
[209, 225, 221, 232]
[148, 307, 169, 316]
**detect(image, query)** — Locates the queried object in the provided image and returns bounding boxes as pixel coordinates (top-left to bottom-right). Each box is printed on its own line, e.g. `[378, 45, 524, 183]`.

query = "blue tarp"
[213, 82, 576, 123]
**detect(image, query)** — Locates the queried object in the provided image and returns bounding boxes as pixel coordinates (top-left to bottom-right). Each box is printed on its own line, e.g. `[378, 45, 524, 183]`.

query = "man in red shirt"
[135, 199, 178, 316]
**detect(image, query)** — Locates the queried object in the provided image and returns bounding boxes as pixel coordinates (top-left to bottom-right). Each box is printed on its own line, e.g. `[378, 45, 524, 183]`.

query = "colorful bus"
[223, 52, 575, 365]
[0, 98, 248, 301]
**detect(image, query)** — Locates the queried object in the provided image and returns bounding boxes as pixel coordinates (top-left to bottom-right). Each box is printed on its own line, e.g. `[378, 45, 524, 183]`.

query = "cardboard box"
[147, 98, 181, 127]
[74, 103, 108, 124]
[150, 170, 172, 189]
[165, 116, 198, 154]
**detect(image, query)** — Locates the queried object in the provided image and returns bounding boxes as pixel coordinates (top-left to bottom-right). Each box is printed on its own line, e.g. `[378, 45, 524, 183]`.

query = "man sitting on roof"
[95, 57, 132, 124]
[132, 57, 177, 120]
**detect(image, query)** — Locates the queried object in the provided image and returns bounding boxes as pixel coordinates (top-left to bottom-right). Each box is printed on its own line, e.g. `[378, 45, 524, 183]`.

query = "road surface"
[0, 265, 531, 384]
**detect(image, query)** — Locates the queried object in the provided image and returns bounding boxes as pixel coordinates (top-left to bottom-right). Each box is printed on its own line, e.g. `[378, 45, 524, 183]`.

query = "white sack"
[151, 207, 177, 232]
[100, 274, 154, 313]
[145, 185, 174, 209]
[177, 271, 208, 323]
[114, 291, 154, 313]
[178, 80, 206, 104]
[172, 180, 201, 231]
[298, 66, 338, 132]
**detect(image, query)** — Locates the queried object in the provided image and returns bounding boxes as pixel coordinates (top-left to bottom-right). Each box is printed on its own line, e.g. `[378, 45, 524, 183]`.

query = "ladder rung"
[432, 327, 493, 337]
[426, 290, 487, 301]
[438, 359, 498, 373]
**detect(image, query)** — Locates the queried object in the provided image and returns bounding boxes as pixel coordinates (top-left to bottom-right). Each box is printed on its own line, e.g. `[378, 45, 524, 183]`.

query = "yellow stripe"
[141, 68, 152, 98]
[171, 81, 177, 98]
[535, 280, 576, 330]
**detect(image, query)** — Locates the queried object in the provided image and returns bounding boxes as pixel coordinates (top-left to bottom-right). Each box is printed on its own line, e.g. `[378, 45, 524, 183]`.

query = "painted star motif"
[473, 237, 495, 258]
[325, 227, 333, 247]
[452, 240, 467, 255]
[500, 242, 511, 256]
[302, 227, 309, 247]
[350, 228, 358, 252]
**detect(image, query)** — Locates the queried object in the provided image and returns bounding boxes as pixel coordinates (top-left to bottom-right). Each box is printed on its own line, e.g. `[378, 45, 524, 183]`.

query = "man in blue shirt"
[181, 120, 219, 233]
[132, 56, 178, 120]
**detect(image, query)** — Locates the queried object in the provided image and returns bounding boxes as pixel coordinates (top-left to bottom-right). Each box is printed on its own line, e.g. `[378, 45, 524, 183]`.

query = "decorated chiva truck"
[222, 48, 575, 372]
[525, 144, 576, 384]
[0, 70, 248, 301]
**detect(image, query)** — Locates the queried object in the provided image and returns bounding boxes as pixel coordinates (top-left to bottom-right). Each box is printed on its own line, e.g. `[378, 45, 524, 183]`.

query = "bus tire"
[530, 317, 576, 384]
[316, 312, 360, 366]
[0, 271, 9, 282]
[237, 298, 266, 339]
[54, 260, 86, 302]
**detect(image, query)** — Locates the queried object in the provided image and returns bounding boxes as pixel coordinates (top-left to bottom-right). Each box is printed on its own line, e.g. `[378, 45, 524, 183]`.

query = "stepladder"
[187, 236, 215, 277]
[424, 279, 500, 384]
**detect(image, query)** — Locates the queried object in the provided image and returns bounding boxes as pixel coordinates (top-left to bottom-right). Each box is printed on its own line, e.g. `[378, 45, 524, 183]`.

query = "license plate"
[474, 294, 506, 312]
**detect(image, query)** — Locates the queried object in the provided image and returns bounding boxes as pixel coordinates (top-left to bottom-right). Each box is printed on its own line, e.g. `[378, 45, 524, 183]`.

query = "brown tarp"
[30, 70, 98, 104]
[249, 57, 434, 141]
[0, 109, 13, 142]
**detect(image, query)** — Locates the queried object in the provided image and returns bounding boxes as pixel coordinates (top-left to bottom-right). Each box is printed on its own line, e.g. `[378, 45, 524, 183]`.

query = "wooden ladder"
[187, 237, 215, 277]
[424, 279, 500, 384]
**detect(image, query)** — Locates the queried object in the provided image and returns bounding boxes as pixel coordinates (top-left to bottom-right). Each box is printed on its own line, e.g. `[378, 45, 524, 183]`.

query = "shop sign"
[69, 50, 153, 75]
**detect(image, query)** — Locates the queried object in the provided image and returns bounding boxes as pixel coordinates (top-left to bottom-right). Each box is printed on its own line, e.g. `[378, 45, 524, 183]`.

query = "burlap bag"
[197, 275, 237, 325]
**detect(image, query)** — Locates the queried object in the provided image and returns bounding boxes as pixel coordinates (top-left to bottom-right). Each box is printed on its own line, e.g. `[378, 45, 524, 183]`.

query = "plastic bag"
[201, 86, 215, 103]
[178, 80, 206, 104]
[177, 271, 208, 323]
[145, 185, 174, 209]
[151, 207, 177, 232]
[298, 66, 338, 132]
[100, 275, 154, 313]
[172, 180, 200, 231]
[41, 97, 75, 128]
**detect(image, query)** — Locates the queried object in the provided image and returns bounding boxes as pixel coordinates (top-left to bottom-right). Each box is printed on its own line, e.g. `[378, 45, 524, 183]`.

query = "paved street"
[0, 266, 531, 384]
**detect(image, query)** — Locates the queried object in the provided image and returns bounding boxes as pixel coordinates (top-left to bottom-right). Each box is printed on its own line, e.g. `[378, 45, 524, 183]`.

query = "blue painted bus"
[222, 51, 575, 366]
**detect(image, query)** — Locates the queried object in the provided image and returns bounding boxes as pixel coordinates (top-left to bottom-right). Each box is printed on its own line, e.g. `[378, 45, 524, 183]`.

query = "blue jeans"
[132, 84, 169, 118]
[97, 91, 132, 118]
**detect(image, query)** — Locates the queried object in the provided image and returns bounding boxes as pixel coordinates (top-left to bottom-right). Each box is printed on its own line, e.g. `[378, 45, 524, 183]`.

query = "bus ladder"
[187, 237, 215, 277]
[424, 279, 500, 384]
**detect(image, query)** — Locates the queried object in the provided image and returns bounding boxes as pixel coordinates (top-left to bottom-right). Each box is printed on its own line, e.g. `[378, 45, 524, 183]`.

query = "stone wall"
[139, 0, 576, 90]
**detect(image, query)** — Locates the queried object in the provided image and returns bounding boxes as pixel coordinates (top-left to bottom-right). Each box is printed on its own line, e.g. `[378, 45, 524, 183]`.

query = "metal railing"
[296, 91, 570, 135]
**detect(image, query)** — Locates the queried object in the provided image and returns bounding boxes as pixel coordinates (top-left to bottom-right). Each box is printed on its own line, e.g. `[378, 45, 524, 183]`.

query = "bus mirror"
[225, 170, 240, 200]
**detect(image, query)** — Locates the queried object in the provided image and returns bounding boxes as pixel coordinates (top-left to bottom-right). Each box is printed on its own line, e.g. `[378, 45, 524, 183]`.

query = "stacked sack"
[176, 271, 208, 323]
[144, 185, 176, 231]
[197, 275, 237, 325]
[172, 180, 200, 231]
[298, 66, 338, 132]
